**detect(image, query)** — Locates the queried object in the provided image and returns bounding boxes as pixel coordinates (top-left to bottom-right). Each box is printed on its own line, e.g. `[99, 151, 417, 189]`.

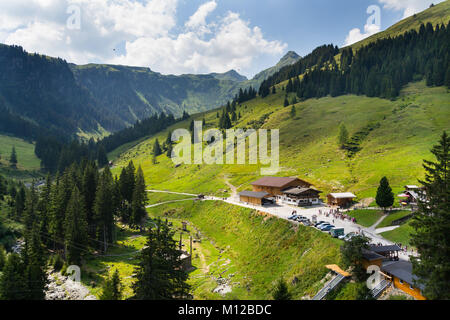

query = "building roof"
[405, 185, 420, 189]
[362, 249, 385, 261]
[251, 177, 302, 188]
[283, 187, 322, 195]
[328, 192, 356, 199]
[238, 191, 270, 199]
[369, 245, 402, 253]
[382, 261, 425, 290]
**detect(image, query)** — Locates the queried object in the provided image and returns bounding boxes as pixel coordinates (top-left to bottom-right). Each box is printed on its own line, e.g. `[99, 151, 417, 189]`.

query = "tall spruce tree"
[9, 146, 17, 168]
[410, 131, 450, 300]
[0, 245, 6, 271]
[94, 167, 115, 252]
[375, 177, 394, 211]
[131, 166, 148, 230]
[272, 279, 291, 300]
[24, 223, 47, 300]
[0, 253, 27, 300]
[97, 145, 109, 168]
[133, 219, 190, 300]
[100, 269, 123, 300]
[64, 187, 88, 265]
[153, 139, 162, 157]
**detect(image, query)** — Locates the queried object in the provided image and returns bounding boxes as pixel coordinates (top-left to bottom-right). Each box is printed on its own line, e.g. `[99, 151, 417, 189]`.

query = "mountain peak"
[210, 69, 248, 82]
[278, 51, 301, 66]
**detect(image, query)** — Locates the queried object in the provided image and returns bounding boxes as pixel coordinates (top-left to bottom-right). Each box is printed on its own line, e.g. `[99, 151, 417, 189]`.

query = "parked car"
[288, 215, 298, 220]
[320, 224, 335, 231]
[316, 222, 330, 229]
[315, 221, 326, 227]
[302, 220, 312, 226]
[343, 232, 357, 241]
[330, 228, 345, 238]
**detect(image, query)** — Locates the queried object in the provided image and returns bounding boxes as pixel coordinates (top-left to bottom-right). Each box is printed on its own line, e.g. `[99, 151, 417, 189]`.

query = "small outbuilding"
[238, 191, 271, 206]
[327, 192, 356, 207]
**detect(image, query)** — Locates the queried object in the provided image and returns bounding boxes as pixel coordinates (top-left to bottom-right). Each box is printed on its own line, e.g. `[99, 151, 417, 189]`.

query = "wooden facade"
[327, 193, 356, 207]
[391, 277, 426, 300]
[239, 195, 263, 206]
[251, 177, 312, 196]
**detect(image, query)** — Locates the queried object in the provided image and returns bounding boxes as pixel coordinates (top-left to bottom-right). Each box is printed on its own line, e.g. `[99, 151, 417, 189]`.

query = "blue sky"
[0, 0, 443, 78]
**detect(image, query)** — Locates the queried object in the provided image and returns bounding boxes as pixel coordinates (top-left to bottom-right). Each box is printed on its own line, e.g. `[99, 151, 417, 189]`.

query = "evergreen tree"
[9, 146, 17, 168]
[131, 166, 148, 230]
[153, 139, 162, 157]
[94, 167, 115, 252]
[284, 96, 289, 107]
[166, 144, 173, 158]
[97, 145, 108, 168]
[338, 123, 349, 148]
[0, 245, 6, 271]
[341, 235, 371, 282]
[290, 105, 296, 118]
[64, 187, 88, 265]
[14, 186, 26, 218]
[375, 177, 394, 211]
[272, 279, 291, 300]
[100, 269, 123, 300]
[272, 86, 276, 94]
[411, 131, 450, 300]
[24, 223, 47, 300]
[133, 219, 190, 300]
[0, 253, 27, 300]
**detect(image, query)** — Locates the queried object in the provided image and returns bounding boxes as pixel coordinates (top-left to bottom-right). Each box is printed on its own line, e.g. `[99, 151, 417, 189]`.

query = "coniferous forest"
[259, 22, 450, 100]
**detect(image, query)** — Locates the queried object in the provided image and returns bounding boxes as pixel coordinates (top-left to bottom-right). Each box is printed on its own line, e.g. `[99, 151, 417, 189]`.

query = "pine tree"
[284, 96, 289, 107]
[0, 253, 27, 300]
[97, 145, 109, 168]
[131, 166, 148, 230]
[9, 146, 17, 168]
[341, 235, 371, 281]
[0, 245, 6, 271]
[153, 139, 162, 157]
[166, 144, 173, 158]
[94, 167, 115, 252]
[24, 223, 47, 300]
[272, 279, 291, 300]
[272, 86, 276, 94]
[375, 177, 394, 210]
[338, 123, 349, 148]
[64, 187, 88, 265]
[410, 131, 450, 300]
[100, 269, 123, 300]
[133, 219, 190, 300]
[290, 105, 296, 118]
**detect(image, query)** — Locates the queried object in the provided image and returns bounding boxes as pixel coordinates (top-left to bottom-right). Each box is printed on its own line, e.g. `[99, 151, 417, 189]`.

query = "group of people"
[318, 209, 356, 223]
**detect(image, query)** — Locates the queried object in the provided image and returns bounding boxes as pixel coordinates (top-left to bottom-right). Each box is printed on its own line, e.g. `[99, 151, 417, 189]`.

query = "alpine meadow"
[0, 0, 449, 310]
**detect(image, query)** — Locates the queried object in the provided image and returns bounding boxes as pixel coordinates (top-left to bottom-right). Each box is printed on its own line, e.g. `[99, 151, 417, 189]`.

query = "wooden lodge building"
[251, 177, 312, 196]
[326, 192, 356, 208]
[362, 245, 426, 300]
[240, 177, 322, 206]
[238, 191, 271, 206]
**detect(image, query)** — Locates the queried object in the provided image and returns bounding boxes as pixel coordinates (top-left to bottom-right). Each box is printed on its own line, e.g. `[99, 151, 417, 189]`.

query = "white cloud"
[0, 0, 285, 76]
[112, 11, 286, 75]
[344, 0, 445, 46]
[379, 0, 445, 18]
[344, 23, 381, 46]
[185, 0, 217, 32]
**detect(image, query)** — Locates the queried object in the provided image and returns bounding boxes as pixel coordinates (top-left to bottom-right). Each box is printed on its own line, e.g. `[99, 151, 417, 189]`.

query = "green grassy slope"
[0, 135, 42, 179]
[111, 81, 450, 202]
[350, 1, 450, 50]
[147, 200, 342, 299]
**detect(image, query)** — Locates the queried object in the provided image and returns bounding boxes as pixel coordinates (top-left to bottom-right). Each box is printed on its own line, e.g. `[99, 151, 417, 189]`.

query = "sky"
[0, 0, 444, 78]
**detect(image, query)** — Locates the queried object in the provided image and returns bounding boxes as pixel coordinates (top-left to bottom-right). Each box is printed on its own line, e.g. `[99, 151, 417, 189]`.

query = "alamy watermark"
[67, 4, 81, 30]
[170, 122, 280, 175]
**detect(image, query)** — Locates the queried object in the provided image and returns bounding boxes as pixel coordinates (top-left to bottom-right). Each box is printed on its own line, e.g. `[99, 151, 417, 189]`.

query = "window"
[399, 279, 403, 284]
[409, 284, 414, 290]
